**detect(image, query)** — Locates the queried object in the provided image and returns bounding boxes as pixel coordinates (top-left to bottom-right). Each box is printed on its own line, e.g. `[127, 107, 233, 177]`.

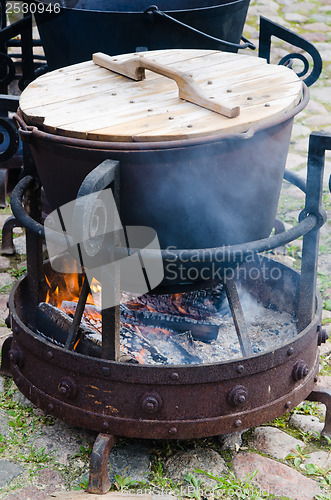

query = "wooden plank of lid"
[19, 49, 303, 142]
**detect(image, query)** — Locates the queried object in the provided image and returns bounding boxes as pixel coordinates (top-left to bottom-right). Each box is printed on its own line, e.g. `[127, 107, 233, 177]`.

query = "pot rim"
[17, 84, 309, 151]
[36, 0, 248, 14]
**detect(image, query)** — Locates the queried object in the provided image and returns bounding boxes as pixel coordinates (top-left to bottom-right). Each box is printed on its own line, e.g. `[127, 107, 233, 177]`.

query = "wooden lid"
[20, 49, 304, 142]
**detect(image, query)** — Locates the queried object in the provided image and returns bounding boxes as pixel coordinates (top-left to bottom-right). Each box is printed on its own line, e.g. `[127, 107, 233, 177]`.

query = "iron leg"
[87, 433, 117, 494]
[0, 168, 8, 208]
[307, 385, 331, 437]
[0, 335, 13, 377]
[1, 215, 23, 255]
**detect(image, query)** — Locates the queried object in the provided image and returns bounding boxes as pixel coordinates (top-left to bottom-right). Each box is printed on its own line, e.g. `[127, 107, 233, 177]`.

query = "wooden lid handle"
[93, 52, 240, 119]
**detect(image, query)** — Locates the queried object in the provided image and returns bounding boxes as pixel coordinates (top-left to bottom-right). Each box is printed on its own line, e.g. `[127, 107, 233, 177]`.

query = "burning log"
[121, 305, 219, 342]
[124, 284, 226, 320]
[60, 301, 205, 364]
[37, 302, 204, 365]
[59, 299, 219, 343]
[36, 302, 136, 363]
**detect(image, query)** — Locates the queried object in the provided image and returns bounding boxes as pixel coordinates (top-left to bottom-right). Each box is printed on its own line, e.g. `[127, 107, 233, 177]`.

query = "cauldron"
[16, 49, 308, 284]
[34, 0, 252, 70]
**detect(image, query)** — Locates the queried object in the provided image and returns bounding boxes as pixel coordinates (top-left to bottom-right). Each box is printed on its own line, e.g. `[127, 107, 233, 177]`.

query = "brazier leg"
[0, 335, 13, 377]
[0, 168, 8, 208]
[87, 433, 117, 494]
[1, 216, 23, 255]
[307, 385, 331, 437]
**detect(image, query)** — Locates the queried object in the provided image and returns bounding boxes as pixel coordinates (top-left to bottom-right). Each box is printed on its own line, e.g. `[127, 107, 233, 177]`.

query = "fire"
[45, 272, 100, 309]
[43, 272, 201, 365]
[73, 337, 81, 351]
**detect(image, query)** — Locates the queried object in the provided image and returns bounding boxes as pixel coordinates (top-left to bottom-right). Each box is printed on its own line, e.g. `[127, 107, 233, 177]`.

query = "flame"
[73, 337, 81, 351]
[43, 272, 195, 364]
[90, 278, 102, 294]
[44, 272, 100, 308]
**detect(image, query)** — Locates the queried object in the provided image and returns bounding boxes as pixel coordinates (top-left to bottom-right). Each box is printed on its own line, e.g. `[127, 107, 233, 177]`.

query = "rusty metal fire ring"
[7, 256, 323, 439]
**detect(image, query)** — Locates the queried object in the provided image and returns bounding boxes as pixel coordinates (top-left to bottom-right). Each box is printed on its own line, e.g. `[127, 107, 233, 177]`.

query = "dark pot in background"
[34, 0, 251, 70]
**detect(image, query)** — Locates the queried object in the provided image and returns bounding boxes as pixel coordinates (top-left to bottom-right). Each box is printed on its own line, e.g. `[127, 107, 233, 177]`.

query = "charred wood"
[123, 284, 226, 319]
[60, 300, 219, 342]
[36, 302, 137, 363]
[121, 305, 219, 342]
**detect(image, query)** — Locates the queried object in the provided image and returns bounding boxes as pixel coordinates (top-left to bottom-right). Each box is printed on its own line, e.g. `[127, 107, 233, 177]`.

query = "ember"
[40, 276, 297, 365]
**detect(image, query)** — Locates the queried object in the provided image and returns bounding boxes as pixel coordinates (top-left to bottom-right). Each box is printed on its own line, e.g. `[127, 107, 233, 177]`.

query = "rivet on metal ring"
[227, 386, 248, 407]
[140, 392, 163, 413]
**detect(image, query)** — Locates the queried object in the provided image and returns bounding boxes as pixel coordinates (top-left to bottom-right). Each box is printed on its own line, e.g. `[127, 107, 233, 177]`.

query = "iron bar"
[0, 335, 12, 376]
[0, 94, 19, 112]
[11, 175, 45, 238]
[223, 274, 253, 357]
[25, 179, 44, 321]
[64, 275, 91, 350]
[284, 169, 306, 193]
[10, 175, 318, 265]
[74, 159, 121, 361]
[101, 283, 120, 361]
[0, 167, 7, 207]
[297, 132, 330, 331]
[19, 13, 34, 90]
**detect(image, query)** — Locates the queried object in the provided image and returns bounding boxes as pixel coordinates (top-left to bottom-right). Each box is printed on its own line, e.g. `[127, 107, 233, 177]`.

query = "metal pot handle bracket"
[258, 16, 322, 87]
[93, 52, 240, 118]
[144, 5, 256, 51]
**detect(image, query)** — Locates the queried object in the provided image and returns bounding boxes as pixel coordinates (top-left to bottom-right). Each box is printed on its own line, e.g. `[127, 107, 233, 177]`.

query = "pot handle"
[145, 5, 256, 51]
[93, 52, 240, 118]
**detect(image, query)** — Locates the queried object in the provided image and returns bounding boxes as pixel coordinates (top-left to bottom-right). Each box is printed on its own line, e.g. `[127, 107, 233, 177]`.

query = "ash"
[78, 286, 297, 365]
[201, 288, 297, 364]
[119, 288, 297, 365]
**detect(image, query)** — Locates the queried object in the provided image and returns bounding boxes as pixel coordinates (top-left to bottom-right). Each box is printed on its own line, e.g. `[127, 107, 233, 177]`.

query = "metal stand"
[2, 131, 330, 490]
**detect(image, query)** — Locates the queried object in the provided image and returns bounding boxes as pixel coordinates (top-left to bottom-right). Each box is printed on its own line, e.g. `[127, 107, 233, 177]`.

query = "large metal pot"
[16, 48, 308, 287]
[17, 93, 308, 250]
[34, 0, 251, 70]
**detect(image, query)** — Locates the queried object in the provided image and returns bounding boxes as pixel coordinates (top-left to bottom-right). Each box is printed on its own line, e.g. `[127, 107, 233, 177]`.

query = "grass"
[9, 266, 26, 279]
[320, 352, 331, 376]
[0, 379, 95, 496]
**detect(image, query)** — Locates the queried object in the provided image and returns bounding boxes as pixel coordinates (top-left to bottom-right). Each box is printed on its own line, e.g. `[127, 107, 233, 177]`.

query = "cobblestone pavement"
[0, 0, 331, 499]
